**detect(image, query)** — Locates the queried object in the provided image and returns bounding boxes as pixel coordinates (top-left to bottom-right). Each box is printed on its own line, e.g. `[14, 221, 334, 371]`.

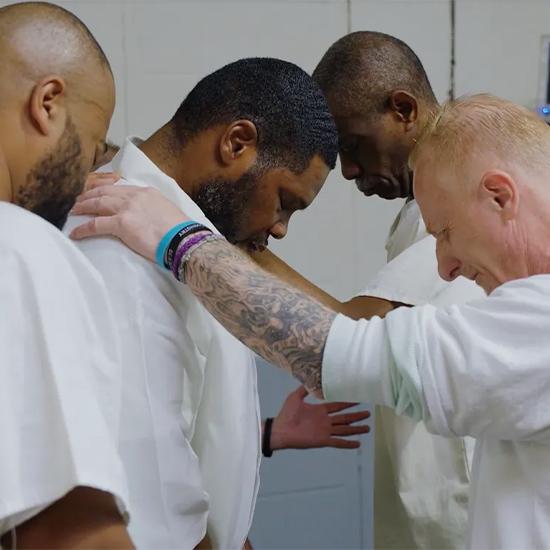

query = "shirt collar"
[110, 137, 219, 234]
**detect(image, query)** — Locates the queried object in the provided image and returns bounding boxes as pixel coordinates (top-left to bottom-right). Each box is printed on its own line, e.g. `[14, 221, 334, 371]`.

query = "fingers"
[70, 216, 119, 240]
[331, 410, 371, 425]
[71, 195, 127, 218]
[293, 386, 308, 400]
[76, 185, 151, 202]
[85, 172, 120, 191]
[331, 424, 370, 436]
[324, 438, 362, 450]
[75, 184, 139, 204]
[324, 402, 361, 414]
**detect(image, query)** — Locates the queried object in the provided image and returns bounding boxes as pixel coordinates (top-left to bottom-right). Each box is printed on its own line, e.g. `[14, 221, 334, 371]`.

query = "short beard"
[17, 117, 86, 229]
[192, 166, 259, 243]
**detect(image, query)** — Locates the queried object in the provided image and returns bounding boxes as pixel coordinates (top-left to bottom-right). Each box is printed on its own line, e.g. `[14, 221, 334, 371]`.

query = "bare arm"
[2, 487, 132, 549]
[249, 248, 397, 320]
[69, 185, 395, 393]
[187, 239, 336, 394]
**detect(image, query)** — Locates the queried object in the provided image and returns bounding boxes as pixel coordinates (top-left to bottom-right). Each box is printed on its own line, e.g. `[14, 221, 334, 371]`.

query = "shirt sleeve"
[0, 237, 129, 534]
[322, 313, 426, 421]
[323, 277, 550, 442]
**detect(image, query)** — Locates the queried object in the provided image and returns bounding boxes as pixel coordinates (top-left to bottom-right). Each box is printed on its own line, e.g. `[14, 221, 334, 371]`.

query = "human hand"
[270, 386, 370, 451]
[83, 171, 120, 192]
[69, 185, 189, 262]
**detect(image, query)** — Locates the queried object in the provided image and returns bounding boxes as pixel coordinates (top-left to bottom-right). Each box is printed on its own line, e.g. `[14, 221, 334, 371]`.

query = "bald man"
[0, 3, 131, 547]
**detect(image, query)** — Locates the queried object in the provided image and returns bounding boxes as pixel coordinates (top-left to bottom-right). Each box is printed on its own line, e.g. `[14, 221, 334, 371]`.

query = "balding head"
[312, 32, 437, 200]
[313, 31, 437, 119]
[411, 94, 550, 179]
[0, 1, 115, 228]
[412, 94, 550, 294]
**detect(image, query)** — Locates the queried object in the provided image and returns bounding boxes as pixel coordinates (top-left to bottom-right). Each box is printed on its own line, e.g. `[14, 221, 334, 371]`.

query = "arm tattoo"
[185, 239, 337, 394]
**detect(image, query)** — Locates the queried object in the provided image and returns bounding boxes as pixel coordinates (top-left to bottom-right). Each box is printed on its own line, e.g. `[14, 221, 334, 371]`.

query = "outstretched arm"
[186, 237, 336, 394]
[247, 248, 396, 320]
[71, 186, 340, 394]
[81, 174, 399, 322]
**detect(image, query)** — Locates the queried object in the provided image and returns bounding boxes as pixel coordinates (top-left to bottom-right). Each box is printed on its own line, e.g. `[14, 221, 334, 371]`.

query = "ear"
[219, 120, 258, 166]
[29, 75, 66, 136]
[388, 90, 418, 128]
[478, 170, 519, 221]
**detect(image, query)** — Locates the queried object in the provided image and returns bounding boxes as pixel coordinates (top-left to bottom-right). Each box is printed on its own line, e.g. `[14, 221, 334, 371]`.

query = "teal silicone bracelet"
[155, 221, 196, 267]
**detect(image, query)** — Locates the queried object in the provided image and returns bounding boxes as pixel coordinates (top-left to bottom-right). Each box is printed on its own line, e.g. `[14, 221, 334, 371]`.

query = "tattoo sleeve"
[185, 239, 337, 395]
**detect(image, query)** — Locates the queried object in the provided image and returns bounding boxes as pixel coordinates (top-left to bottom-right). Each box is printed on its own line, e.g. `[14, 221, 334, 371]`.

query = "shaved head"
[313, 31, 436, 118]
[0, 1, 110, 80]
[0, 1, 115, 227]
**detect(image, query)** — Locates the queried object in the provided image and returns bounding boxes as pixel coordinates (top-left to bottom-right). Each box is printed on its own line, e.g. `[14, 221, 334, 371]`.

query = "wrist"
[268, 415, 287, 451]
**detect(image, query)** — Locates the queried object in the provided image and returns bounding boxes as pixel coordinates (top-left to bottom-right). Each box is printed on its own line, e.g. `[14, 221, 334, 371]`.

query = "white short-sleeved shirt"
[359, 200, 484, 549]
[0, 203, 128, 537]
[324, 274, 550, 549]
[64, 138, 261, 549]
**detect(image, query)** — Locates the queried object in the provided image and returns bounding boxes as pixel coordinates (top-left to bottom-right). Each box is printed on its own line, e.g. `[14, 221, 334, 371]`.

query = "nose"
[436, 239, 461, 282]
[340, 154, 362, 181]
[270, 221, 288, 240]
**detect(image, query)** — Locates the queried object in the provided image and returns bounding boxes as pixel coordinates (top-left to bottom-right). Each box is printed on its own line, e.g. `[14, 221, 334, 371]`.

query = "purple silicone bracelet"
[171, 231, 211, 278]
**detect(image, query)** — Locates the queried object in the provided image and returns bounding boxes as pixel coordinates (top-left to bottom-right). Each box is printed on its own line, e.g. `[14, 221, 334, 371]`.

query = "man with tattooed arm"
[73, 94, 550, 549]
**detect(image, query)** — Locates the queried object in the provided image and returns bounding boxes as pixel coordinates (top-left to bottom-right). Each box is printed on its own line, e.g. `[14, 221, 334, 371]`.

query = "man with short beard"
[64, 57, 355, 549]
[0, 2, 131, 548]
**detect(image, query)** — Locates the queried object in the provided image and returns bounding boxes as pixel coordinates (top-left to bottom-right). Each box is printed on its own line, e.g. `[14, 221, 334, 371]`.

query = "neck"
[139, 124, 197, 197]
[407, 101, 440, 201]
[0, 146, 12, 202]
[519, 187, 550, 277]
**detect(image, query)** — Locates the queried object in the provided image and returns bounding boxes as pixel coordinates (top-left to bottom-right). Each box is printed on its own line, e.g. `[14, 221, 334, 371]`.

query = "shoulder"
[0, 203, 92, 269]
[489, 274, 550, 304]
[0, 204, 110, 309]
[0, 202, 61, 247]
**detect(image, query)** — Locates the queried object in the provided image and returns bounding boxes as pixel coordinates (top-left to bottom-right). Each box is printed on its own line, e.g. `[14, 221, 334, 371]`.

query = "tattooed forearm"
[185, 239, 337, 395]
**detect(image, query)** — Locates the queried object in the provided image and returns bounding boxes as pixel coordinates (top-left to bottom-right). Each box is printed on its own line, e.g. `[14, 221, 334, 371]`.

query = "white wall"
[7, 0, 550, 547]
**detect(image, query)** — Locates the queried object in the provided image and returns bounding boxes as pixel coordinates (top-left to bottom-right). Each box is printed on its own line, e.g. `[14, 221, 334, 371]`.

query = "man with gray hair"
[72, 93, 550, 548]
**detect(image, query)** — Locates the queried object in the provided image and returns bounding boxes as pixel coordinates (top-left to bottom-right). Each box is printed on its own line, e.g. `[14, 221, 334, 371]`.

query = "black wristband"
[164, 222, 205, 269]
[262, 417, 274, 458]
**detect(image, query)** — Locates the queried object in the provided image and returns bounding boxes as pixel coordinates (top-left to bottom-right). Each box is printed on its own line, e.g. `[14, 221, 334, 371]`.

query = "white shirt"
[64, 138, 261, 549]
[0, 203, 128, 537]
[324, 274, 550, 549]
[359, 200, 484, 549]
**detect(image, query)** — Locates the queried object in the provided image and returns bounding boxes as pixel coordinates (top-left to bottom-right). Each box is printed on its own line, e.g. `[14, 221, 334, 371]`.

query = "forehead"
[265, 154, 330, 205]
[413, 156, 453, 229]
[331, 112, 384, 139]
